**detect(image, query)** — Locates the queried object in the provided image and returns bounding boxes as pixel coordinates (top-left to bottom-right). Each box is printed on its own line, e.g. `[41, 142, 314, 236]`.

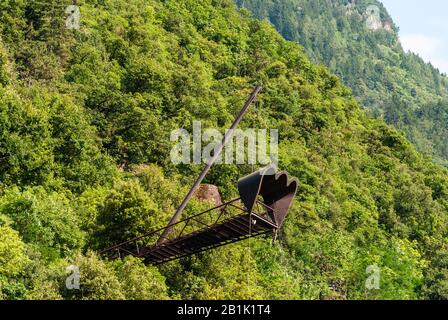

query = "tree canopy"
[237, 0, 448, 165]
[0, 0, 447, 300]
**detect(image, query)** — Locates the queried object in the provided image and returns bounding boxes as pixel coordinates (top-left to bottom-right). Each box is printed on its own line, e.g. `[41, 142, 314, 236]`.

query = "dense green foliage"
[237, 0, 448, 165]
[0, 0, 447, 300]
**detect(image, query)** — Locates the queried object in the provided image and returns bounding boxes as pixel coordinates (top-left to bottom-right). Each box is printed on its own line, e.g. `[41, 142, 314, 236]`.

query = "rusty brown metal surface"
[101, 167, 298, 265]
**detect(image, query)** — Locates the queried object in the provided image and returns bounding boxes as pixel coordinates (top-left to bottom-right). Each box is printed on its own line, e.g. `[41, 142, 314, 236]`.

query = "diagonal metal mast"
[157, 85, 262, 244]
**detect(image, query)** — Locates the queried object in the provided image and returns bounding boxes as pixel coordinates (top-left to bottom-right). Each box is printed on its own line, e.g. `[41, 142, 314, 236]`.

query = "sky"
[380, 0, 448, 75]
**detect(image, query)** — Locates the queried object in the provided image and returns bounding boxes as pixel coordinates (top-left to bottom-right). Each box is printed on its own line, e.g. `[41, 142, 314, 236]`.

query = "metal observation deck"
[101, 167, 298, 265]
[100, 87, 298, 265]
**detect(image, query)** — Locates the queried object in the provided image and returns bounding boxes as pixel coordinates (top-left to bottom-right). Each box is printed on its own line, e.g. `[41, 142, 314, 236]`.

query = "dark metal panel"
[237, 166, 298, 228]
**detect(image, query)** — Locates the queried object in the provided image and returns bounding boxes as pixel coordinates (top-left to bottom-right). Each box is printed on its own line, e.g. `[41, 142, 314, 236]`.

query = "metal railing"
[100, 198, 276, 261]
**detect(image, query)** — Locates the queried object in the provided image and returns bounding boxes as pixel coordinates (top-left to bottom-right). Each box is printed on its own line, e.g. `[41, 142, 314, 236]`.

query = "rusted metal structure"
[102, 166, 298, 265]
[157, 86, 263, 244]
[101, 86, 298, 265]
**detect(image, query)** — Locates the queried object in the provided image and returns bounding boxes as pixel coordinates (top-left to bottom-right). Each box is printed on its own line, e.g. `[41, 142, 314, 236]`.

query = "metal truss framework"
[101, 198, 277, 265]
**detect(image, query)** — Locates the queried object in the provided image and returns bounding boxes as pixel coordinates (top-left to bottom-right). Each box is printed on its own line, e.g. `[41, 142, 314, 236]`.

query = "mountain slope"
[0, 0, 447, 300]
[237, 0, 448, 165]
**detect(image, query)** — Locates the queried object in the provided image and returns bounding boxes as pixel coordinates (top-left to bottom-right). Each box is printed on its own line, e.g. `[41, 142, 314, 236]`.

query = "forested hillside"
[236, 0, 448, 165]
[0, 0, 447, 300]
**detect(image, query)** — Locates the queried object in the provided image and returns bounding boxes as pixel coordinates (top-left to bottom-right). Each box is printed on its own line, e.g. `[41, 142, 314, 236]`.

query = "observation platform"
[101, 167, 298, 265]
